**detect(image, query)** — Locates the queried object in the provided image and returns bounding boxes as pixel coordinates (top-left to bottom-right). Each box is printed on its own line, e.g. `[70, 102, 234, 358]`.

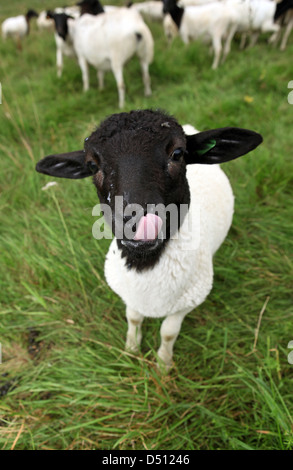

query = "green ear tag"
[197, 139, 216, 156]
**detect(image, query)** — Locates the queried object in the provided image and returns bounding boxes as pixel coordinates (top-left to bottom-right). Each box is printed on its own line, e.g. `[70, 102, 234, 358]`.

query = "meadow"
[0, 0, 293, 450]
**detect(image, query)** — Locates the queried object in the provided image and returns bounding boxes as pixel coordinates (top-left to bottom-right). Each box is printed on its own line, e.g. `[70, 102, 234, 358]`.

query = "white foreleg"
[125, 307, 144, 352]
[157, 312, 187, 370]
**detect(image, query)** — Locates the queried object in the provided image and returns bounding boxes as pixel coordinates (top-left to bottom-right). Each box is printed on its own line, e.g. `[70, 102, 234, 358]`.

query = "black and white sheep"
[36, 109, 262, 370]
[48, 0, 154, 108]
[46, 11, 77, 78]
[1, 9, 38, 49]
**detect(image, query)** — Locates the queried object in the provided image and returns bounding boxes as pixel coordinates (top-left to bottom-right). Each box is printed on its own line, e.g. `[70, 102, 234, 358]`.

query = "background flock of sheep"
[1, 0, 293, 107]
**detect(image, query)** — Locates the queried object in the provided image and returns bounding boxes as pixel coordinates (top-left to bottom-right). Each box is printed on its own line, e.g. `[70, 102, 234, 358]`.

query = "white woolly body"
[178, 3, 237, 44]
[2, 15, 28, 39]
[104, 163, 234, 319]
[73, 9, 154, 72]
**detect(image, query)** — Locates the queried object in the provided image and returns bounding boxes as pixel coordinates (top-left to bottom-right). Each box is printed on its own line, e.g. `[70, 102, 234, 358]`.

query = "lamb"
[46, 11, 77, 78]
[45, 7, 81, 78]
[47, 3, 119, 78]
[35, 109, 262, 370]
[1, 9, 38, 50]
[71, 1, 154, 108]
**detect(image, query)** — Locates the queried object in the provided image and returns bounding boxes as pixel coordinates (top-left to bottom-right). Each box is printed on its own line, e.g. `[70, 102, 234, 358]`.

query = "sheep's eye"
[170, 148, 185, 161]
[87, 161, 99, 174]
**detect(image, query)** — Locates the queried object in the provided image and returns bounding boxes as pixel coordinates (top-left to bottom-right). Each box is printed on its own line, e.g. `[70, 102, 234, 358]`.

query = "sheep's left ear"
[36, 150, 94, 179]
[185, 127, 263, 164]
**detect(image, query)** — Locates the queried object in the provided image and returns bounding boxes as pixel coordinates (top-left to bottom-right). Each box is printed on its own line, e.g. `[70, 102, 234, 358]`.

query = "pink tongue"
[133, 213, 163, 241]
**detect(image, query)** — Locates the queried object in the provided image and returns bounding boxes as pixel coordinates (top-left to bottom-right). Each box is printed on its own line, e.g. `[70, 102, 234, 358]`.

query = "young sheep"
[46, 11, 77, 78]
[35, 109, 262, 370]
[162, 0, 238, 69]
[72, 4, 154, 108]
[1, 9, 38, 50]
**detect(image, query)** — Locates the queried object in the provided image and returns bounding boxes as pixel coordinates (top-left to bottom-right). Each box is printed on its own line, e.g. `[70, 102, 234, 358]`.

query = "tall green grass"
[0, 0, 293, 450]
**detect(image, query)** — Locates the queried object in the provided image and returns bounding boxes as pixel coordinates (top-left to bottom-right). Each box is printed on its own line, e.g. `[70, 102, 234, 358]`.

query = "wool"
[104, 164, 234, 319]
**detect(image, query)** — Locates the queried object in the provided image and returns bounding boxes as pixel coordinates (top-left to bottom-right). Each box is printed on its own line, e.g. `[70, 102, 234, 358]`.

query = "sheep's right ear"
[185, 127, 263, 164]
[36, 150, 94, 179]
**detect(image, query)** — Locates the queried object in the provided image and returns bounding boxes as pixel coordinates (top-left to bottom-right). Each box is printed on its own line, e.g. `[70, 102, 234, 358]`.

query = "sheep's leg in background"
[111, 62, 125, 109]
[16, 35, 22, 51]
[280, 19, 293, 51]
[268, 28, 281, 46]
[268, 17, 282, 46]
[239, 33, 247, 50]
[248, 32, 259, 48]
[78, 55, 90, 91]
[125, 307, 144, 353]
[139, 59, 152, 97]
[157, 311, 187, 370]
[222, 24, 237, 64]
[56, 48, 63, 78]
[211, 35, 222, 69]
[97, 70, 104, 90]
[180, 31, 190, 45]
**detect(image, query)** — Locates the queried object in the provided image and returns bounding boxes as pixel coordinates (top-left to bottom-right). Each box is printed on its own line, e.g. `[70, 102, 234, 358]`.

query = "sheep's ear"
[185, 127, 263, 164]
[36, 150, 93, 179]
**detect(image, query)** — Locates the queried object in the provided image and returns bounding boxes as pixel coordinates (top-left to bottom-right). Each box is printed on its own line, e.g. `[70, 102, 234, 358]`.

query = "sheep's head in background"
[76, 0, 105, 16]
[46, 11, 74, 41]
[25, 10, 38, 21]
[36, 109, 262, 271]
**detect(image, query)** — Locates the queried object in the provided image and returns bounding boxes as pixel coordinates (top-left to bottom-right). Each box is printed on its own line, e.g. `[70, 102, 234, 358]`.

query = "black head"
[162, 0, 184, 28]
[26, 9, 38, 20]
[274, 0, 293, 21]
[76, 0, 104, 15]
[36, 109, 263, 271]
[47, 11, 73, 40]
[163, 0, 177, 13]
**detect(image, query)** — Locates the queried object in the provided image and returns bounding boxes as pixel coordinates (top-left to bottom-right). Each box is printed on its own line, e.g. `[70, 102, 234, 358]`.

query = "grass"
[0, 0, 293, 450]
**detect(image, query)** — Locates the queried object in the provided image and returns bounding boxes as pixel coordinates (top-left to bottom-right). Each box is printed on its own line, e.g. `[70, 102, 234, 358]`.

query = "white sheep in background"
[1, 9, 38, 49]
[72, 6, 154, 108]
[162, 0, 239, 68]
[36, 109, 262, 370]
[225, 0, 280, 49]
